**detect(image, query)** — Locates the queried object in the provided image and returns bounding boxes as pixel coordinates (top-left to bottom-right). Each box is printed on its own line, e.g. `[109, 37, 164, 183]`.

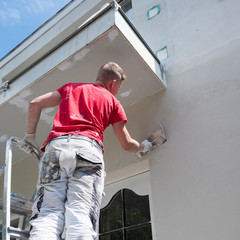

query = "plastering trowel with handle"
[12, 137, 42, 159]
[135, 122, 167, 158]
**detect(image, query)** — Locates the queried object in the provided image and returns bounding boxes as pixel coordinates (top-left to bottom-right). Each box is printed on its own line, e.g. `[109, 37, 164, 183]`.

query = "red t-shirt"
[41, 83, 127, 151]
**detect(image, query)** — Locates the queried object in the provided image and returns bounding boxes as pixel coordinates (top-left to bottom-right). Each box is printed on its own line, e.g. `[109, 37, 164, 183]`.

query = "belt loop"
[67, 134, 71, 142]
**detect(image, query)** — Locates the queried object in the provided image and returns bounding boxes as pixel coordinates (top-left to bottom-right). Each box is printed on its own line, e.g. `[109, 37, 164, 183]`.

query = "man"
[24, 62, 153, 239]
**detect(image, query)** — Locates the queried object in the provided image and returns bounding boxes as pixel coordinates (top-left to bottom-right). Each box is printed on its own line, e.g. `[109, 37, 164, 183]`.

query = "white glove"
[140, 139, 152, 153]
[24, 133, 42, 154]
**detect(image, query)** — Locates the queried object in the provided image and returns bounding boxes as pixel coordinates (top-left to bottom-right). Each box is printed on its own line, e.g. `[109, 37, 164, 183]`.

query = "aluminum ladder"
[0, 137, 33, 240]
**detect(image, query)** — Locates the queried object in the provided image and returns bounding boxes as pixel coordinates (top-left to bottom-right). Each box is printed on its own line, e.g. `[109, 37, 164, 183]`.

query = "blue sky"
[0, 0, 71, 59]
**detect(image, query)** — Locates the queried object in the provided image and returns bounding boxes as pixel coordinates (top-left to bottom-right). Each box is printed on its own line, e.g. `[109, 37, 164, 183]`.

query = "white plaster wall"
[128, 0, 240, 239]
[1, 1, 240, 239]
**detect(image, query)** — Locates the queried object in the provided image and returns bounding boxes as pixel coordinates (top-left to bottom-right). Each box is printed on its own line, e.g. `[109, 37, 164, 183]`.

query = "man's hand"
[24, 133, 41, 151]
[140, 139, 153, 153]
[13, 135, 42, 159]
[134, 139, 153, 159]
[24, 133, 42, 157]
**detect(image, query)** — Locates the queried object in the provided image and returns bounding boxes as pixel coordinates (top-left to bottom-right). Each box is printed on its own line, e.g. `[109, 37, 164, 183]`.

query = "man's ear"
[109, 79, 117, 90]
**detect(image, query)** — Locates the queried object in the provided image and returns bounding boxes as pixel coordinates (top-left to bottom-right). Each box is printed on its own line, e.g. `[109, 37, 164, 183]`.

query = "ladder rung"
[8, 226, 30, 239]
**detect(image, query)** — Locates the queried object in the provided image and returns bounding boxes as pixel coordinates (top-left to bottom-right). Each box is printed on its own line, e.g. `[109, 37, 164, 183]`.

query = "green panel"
[99, 230, 123, 240]
[124, 189, 151, 227]
[126, 224, 152, 240]
[99, 190, 123, 233]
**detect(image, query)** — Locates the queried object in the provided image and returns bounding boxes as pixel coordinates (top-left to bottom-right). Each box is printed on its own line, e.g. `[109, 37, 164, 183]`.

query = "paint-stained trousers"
[29, 135, 105, 240]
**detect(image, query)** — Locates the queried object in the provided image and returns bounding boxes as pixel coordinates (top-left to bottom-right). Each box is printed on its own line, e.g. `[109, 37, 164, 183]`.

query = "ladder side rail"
[2, 137, 14, 240]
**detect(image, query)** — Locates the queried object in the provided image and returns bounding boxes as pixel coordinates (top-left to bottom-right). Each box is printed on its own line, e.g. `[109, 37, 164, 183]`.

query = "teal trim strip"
[156, 46, 168, 60]
[147, 4, 160, 20]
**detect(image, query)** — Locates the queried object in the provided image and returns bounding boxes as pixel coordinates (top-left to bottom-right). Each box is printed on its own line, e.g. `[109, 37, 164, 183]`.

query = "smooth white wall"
[128, 0, 240, 239]
[1, 1, 240, 239]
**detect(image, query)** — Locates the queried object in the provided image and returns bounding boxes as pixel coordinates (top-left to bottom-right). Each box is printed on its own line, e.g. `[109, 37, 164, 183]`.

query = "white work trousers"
[29, 135, 105, 240]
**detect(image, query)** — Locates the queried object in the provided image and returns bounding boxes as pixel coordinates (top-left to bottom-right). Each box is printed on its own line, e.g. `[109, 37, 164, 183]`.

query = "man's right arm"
[112, 121, 152, 153]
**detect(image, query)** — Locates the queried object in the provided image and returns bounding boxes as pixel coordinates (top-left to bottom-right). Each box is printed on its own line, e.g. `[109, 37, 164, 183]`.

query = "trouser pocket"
[73, 152, 103, 178]
[68, 152, 104, 233]
[40, 149, 61, 184]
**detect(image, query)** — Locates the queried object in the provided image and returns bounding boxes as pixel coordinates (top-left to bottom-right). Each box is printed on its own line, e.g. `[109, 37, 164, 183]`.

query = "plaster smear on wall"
[108, 28, 119, 42]
[9, 89, 54, 126]
[43, 107, 55, 114]
[58, 48, 91, 72]
[58, 60, 74, 71]
[41, 111, 55, 125]
[74, 48, 90, 61]
[0, 134, 8, 143]
[9, 89, 32, 113]
[41, 107, 56, 125]
[120, 89, 132, 97]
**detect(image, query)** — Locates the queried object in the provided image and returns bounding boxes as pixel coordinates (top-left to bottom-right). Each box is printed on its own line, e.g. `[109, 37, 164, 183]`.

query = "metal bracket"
[0, 81, 9, 93]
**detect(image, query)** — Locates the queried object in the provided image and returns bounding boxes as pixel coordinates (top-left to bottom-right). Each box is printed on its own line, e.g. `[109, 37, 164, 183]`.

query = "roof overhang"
[0, 1, 166, 165]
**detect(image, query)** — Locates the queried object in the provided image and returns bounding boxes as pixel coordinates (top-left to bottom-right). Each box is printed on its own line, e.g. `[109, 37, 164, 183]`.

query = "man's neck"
[95, 80, 107, 89]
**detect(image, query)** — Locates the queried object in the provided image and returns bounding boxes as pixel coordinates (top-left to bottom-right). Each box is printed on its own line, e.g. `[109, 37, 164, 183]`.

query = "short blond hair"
[97, 62, 126, 82]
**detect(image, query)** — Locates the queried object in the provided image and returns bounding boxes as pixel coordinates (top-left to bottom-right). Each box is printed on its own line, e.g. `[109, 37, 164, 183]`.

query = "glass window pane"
[99, 190, 123, 233]
[99, 230, 123, 240]
[126, 224, 152, 240]
[124, 189, 151, 226]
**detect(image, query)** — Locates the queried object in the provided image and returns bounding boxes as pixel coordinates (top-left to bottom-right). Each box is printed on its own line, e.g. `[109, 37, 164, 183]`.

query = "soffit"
[0, 2, 166, 166]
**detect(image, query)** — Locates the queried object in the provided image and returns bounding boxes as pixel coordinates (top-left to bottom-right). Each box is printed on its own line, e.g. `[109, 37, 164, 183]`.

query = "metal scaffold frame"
[1, 137, 32, 240]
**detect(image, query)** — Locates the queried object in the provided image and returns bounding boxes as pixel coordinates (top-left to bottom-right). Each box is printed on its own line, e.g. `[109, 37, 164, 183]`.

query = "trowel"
[135, 122, 167, 158]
